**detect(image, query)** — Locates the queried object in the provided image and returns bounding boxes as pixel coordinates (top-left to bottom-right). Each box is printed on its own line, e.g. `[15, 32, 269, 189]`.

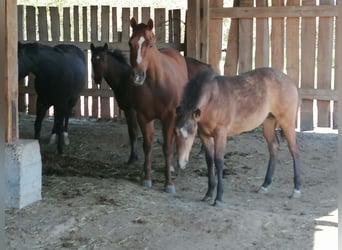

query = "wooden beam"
[5, 0, 18, 141]
[0, 0, 8, 248]
[210, 5, 338, 18]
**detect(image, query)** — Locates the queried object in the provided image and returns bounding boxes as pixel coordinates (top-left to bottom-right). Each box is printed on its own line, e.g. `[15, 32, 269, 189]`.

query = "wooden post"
[200, 0, 209, 63]
[186, 0, 201, 59]
[255, 0, 269, 68]
[300, 0, 316, 131]
[271, 0, 284, 71]
[0, 0, 8, 247]
[4, 0, 18, 142]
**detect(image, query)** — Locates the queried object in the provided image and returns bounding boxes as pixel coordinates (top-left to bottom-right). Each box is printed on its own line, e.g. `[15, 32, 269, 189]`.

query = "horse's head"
[128, 17, 156, 86]
[17, 42, 37, 79]
[175, 106, 201, 169]
[90, 43, 109, 86]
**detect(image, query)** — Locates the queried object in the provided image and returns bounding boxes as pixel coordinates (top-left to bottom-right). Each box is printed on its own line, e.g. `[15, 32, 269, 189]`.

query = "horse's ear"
[104, 43, 108, 51]
[147, 18, 154, 30]
[193, 108, 201, 118]
[130, 17, 137, 29]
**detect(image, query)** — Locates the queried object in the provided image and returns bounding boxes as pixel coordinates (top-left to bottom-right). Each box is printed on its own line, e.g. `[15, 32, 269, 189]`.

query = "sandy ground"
[5, 114, 338, 250]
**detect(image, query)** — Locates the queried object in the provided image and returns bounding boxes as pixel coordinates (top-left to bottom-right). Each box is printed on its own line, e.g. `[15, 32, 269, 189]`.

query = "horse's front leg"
[200, 135, 215, 202]
[213, 134, 227, 207]
[138, 117, 154, 188]
[123, 108, 139, 165]
[161, 115, 177, 193]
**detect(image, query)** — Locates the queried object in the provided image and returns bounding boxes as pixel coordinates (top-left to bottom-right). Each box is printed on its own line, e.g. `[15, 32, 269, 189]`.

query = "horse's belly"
[226, 113, 267, 136]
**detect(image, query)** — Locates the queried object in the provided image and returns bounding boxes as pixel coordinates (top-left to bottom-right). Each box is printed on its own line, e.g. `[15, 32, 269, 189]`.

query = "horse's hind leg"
[259, 116, 279, 193]
[280, 124, 301, 198]
[34, 97, 49, 140]
[54, 106, 67, 154]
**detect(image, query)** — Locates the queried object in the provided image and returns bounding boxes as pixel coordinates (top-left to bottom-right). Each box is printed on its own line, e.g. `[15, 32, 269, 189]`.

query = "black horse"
[90, 43, 212, 165]
[18, 42, 86, 154]
[90, 43, 139, 165]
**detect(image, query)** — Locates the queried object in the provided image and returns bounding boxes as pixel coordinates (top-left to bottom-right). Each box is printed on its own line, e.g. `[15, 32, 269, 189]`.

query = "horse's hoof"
[213, 200, 223, 207]
[165, 185, 176, 194]
[63, 132, 70, 145]
[170, 166, 175, 173]
[143, 180, 152, 188]
[258, 186, 269, 194]
[49, 134, 57, 144]
[201, 195, 212, 202]
[290, 189, 301, 199]
[126, 156, 138, 166]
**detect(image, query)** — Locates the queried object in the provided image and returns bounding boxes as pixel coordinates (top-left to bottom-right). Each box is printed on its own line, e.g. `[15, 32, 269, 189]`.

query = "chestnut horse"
[175, 68, 301, 207]
[129, 18, 189, 193]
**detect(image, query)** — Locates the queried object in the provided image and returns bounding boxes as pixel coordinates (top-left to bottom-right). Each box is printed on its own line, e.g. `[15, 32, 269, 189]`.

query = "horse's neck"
[145, 49, 165, 83]
[105, 55, 130, 89]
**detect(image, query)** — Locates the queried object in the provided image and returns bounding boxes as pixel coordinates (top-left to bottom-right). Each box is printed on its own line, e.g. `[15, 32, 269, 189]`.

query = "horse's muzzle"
[131, 69, 146, 86]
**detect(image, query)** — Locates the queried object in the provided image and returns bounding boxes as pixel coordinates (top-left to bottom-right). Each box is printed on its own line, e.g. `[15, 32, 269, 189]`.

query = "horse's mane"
[180, 69, 217, 111]
[108, 49, 130, 66]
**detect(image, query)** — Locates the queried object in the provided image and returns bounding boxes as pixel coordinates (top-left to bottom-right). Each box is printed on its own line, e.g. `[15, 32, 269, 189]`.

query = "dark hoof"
[165, 185, 176, 194]
[213, 200, 223, 207]
[143, 180, 152, 188]
[126, 156, 138, 165]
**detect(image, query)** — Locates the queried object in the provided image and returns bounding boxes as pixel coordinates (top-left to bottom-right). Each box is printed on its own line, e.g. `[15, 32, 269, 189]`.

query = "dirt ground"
[6, 114, 338, 250]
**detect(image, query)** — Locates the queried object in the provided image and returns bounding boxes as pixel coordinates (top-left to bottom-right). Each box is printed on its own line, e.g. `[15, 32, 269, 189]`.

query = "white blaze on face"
[136, 36, 145, 65]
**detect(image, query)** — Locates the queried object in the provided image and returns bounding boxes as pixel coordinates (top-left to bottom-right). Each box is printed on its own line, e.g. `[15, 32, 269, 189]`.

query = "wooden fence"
[216, 0, 337, 130]
[18, 5, 185, 119]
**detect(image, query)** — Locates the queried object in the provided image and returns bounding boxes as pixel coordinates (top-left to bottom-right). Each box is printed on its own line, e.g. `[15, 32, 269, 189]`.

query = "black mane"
[108, 49, 130, 66]
[180, 69, 217, 111]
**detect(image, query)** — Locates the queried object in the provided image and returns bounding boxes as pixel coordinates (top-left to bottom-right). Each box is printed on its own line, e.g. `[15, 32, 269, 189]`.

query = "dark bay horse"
[18, 42, 86, 154]
[129, 17, 189, 193]
[175, 68, 301, 206]
[90, 43, 211, 165]
[90, 43, 139, 165]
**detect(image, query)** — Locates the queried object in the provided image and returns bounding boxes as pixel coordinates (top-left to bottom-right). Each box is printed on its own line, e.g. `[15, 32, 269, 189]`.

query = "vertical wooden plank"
[26, 6, 36, 41]
[17, 5, 24, 41]
[169, 10, 174, 43]
[154, 8, 166, 43]
[255, 0, 269, 68]
[63, 7, 71, 42]
[38, 7, 48, 42]
[142, 7, 151, 23]
[286, 0, 300, 86]
[316, 0, 334, 128]
[133, 7, 139, 21]
[91, 6, 99, 117]
[300, 0, 316, 131]
[101, 6, 109, 42]
[271, 0, 284, 70]
[238, 0, 253, 73]
[82, 6, 88, 42]
[50, 7, 60, 42]
[112, 7, 118, 42]
[91, 6, 98, 42]
[186, 0, 200, 58]
[333, 14, 338, 129]
[209, 0, 223, 71]
[100, 6, 111, 118]
[5, 0, 18, 141]
[121, 8, 131, 43]
[224, 0, 239, 75]
[73, 6, 79, 42]
[172, 9, 181, 45]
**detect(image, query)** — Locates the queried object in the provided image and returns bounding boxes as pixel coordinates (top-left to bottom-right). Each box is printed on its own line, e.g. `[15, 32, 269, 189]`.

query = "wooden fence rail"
[18, 5, 185, 119]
